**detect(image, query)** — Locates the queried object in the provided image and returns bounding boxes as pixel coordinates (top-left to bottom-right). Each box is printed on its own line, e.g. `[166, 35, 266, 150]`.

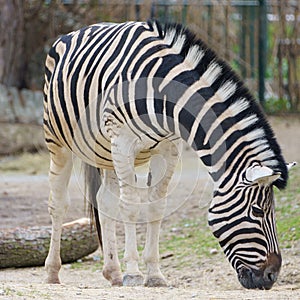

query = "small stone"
[161, 252, 174, 259]
[93, 255, 101, 261]
[210, 248, 218, 255]
[0, 289, 5, 296]
[171, 227, 181, 232]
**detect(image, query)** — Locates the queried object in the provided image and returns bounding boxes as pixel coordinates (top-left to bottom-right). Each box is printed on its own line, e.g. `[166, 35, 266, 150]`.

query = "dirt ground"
[0, 116, 300, 299]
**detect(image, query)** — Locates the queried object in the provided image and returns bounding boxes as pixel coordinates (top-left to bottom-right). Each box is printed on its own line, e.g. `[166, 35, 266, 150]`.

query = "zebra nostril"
[267, 272, 275, 282]
[265, 269, 278, 283]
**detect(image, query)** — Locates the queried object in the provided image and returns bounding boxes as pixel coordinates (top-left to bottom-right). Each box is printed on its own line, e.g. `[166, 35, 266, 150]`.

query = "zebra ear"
[245, 165, 281, 185]
[287, 161, 297, 171]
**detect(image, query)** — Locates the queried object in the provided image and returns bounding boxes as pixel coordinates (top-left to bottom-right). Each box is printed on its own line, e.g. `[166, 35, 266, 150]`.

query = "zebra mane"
[148, 20, 288, 189]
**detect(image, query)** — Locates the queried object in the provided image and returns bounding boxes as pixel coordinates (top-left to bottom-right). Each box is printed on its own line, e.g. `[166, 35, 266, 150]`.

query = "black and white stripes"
[44, 20, 288, 177]
[44, 20, 289, 289]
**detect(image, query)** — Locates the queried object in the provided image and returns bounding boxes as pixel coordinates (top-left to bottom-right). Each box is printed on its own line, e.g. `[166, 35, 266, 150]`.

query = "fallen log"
[0, 218, 99, 268]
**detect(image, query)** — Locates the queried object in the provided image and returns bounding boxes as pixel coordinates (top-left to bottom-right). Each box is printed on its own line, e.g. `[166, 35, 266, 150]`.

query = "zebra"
[43, 20, 295, 289]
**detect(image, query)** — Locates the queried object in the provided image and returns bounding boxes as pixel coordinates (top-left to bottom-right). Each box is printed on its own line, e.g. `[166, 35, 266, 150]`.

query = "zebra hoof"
[45, 275, 61, 284]
[111, 278, 123, 286]
[144, 276, 168, 287]
[123, 274, 144, 286]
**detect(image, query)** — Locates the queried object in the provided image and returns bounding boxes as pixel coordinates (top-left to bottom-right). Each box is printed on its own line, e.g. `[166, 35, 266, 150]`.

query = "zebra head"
[208, 162, 295, 290]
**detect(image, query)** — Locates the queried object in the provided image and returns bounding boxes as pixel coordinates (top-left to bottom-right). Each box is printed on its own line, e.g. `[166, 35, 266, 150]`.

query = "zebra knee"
[119, 200, 141, 223]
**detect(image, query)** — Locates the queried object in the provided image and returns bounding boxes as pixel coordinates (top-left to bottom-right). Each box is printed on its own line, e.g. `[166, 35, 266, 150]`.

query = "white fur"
[202, 62, 222, 86]
[246, 165, 276, 182]
[164, 28, 185, 53]
[216, 80, 237, 101]
[185, 45, 204, 68]
[172, 32, 186, 53]
[287, 161, 297, 170]
[163, 28, 177, 46]
[229, 98, 250, 116]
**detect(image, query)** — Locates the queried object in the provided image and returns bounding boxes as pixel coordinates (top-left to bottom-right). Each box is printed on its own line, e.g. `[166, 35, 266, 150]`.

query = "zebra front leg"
[97, 170, 123, 286]
[119, 179, 144, 286]
[122, 216, 144, 286]
[110, 133, 144, 286]
[45, 147, 72, 284]
[143, 140, 180, 287]
[143, 219, 166, 287]
[143, 181, 168, 287]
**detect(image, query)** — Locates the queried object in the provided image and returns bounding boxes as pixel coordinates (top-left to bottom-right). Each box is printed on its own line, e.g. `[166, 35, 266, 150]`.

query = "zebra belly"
[70, 132, 152, 170]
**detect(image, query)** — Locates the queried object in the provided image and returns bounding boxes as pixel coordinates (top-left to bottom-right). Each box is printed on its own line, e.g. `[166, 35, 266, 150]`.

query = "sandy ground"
[0, 116, 300, 299]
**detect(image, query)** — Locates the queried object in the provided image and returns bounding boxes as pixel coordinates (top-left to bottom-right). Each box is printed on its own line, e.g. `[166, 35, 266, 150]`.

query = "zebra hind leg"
[45, 147, 72, 284]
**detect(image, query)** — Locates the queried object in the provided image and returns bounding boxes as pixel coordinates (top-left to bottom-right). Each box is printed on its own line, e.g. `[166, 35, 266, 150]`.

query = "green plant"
[160, 219, 220, 268]
[275, 168, 300, 248]
[264, 97, 290, 113]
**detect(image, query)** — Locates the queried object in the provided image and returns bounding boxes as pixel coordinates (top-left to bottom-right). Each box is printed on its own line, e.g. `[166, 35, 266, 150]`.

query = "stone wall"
[0, 84, 43, 124]
[0, 84, 45, 155]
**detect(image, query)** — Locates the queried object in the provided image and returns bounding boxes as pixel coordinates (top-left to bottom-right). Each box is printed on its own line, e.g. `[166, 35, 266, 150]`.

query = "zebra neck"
[172, 98, 280, 190]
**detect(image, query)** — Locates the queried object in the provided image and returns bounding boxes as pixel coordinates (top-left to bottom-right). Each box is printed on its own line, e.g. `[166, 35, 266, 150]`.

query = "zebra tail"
[83, 163, 103, 251]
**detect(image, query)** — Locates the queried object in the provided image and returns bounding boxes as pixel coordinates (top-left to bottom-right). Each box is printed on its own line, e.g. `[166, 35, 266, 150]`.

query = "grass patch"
[2, 287, 14, 296]
[70, 257, 103, 271]
[70, 261, 86, 270]
[275, 166, 300, 248]
[160, 219, 220, 268]
[0, 152, 50, 174]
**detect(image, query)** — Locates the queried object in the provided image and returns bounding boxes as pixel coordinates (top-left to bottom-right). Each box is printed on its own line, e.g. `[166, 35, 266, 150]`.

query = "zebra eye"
[252, 205, 264, 218]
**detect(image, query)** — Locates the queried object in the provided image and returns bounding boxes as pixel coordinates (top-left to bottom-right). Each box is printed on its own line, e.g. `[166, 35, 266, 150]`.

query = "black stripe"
[211, 189, 243, 209]
[221, 236, 267, 254]
[121, 36, 160, 80]
[102, 24, 134, 91]
[210, 141, 269, 185]
[104, 25, 149, 87]
[49, 80, 70, 149]
[75, 119, 112, 163]
[68, 25, 118, 78]
[209, 199, 250, 226]
[213, 216, 261, 239]
[45, 66, 52, 84]
[45, 138, 59, 146]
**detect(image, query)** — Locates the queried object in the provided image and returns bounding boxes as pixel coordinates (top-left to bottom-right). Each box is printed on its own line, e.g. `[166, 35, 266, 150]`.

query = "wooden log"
[0, 218, 99, 268]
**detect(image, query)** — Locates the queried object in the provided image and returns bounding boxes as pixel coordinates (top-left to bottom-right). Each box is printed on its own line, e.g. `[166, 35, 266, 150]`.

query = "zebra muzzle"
[237, 252, 282, 290]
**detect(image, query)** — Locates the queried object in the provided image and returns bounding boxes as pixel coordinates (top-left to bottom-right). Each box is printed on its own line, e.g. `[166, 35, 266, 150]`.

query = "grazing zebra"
[43, 20, 295, 290]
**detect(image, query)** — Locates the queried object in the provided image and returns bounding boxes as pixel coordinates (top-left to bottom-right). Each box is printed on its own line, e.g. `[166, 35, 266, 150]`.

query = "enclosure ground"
[0, 116, 300, 299]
